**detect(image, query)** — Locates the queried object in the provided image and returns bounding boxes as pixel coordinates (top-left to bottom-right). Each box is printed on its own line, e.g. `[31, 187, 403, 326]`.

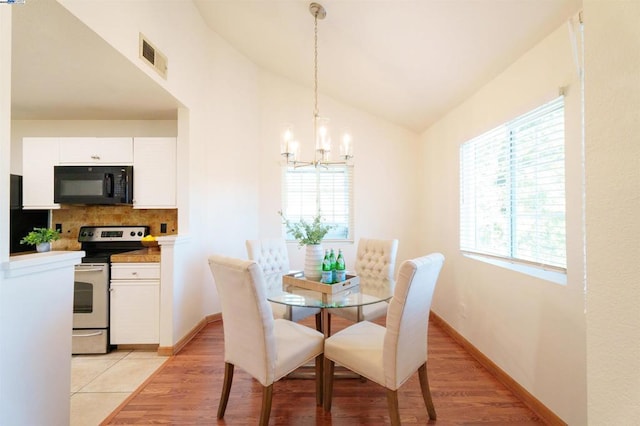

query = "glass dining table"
[265, 271, 393, 337]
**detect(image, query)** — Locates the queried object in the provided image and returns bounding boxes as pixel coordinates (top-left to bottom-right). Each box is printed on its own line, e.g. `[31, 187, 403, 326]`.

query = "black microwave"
[54, 165, 133, 205]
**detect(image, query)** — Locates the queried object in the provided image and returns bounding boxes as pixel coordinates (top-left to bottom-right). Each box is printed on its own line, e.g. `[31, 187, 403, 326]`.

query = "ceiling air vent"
[139, 33, 168, 79]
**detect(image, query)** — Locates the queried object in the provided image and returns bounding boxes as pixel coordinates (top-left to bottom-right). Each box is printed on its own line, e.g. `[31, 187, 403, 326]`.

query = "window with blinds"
[460, 96, 566, 270]
[282, 165, 354, 241]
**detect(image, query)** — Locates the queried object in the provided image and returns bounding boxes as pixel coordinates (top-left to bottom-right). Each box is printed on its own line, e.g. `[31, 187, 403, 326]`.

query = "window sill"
[463, 253, 566, 285]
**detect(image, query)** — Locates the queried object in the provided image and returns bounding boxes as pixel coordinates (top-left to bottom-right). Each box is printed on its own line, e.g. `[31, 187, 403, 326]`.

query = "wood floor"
[103, 316, 547, 425]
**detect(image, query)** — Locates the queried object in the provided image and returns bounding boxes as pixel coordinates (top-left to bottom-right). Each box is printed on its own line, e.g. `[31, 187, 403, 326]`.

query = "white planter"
[36, 242, 51, 253]
[304, 244, 324, 280]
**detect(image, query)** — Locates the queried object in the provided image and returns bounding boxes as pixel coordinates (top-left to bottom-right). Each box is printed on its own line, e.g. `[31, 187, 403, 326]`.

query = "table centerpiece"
[279, 211, 333, 280]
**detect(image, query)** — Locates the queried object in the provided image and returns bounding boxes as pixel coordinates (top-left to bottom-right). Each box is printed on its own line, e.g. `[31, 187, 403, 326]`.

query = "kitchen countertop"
[4, 250, 85, 276]
[111, 248, 161, 263]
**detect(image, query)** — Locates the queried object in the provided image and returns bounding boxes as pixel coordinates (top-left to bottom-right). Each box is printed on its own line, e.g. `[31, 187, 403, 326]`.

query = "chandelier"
[280, 2, 353, 168]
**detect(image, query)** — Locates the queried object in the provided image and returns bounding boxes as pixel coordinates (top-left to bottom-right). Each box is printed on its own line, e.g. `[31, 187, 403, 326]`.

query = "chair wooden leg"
[315, 354, 324, 406]
[315, 312, 322, 332]
[326, 313, 331, 336]
[386, 388, 401, 426]
[323, 358, 335, 412]
[259, 384, 273, 426]
[418, 362, 437, 420]
[217, 362, 234, 419]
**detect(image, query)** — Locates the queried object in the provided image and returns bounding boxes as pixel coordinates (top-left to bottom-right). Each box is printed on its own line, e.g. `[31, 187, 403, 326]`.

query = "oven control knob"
[130, 231, 136, 237]
[137, 231, 143, 236]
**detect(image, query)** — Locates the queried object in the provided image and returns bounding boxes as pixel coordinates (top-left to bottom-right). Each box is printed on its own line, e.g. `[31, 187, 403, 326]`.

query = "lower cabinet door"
[110, 281, 159, 344]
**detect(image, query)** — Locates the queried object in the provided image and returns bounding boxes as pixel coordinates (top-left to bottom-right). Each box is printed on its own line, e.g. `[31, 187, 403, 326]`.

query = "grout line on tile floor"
[70, 350, 168, 425]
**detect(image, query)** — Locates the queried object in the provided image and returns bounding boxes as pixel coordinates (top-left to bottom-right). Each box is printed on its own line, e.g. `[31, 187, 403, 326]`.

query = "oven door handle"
[72, 331, 104, 338]
[75, 266, 106, 273]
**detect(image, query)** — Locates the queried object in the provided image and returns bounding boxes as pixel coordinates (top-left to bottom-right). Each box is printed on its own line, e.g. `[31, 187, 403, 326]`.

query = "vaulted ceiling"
[11, 0, 581, 133]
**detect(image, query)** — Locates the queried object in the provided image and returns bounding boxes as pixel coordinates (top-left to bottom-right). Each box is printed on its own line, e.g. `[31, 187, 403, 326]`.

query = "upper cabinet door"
[22, 137, 60, 209]
[133, 137, 177, 209]
[59, 137, 133, 164]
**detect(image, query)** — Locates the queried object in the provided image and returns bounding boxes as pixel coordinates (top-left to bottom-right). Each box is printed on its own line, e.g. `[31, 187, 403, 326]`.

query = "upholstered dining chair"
[246, 238, 322, 329]
[327, 238, 398, 331]
[208, 255, 325, 426]
[323, 253, 445, 425]
[245, 238, 291, 275]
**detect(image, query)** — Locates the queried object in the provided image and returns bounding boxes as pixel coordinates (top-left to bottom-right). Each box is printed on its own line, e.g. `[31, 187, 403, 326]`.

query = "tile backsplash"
[52, 206, 177, 250]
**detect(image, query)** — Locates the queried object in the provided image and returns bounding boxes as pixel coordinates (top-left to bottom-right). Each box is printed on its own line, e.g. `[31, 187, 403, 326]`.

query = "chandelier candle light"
[280, 2, 354, 168]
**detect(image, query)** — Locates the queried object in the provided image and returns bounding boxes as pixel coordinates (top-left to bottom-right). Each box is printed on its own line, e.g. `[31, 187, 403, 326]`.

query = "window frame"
[459, 96, 566, 273]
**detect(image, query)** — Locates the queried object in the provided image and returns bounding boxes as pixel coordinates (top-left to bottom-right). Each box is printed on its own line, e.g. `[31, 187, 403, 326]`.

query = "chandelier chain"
[313, 12, 319, 119]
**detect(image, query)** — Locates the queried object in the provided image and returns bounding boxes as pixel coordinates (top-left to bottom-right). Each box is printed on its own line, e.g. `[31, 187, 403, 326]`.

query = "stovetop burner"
[79, 225, 150, 263]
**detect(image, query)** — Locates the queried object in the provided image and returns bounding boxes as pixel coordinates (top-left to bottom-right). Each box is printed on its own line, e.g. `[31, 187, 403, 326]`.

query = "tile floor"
[70, 349, 168, 425]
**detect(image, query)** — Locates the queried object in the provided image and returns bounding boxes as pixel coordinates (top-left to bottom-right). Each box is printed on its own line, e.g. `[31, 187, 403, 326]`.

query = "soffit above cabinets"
[11, 0, 180, 120]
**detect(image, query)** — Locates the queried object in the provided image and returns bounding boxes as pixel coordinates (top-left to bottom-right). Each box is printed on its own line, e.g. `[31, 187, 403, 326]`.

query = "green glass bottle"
[321, 249, 332, 284]
[336, 249, 346, 282]
[329, 249, 336, 283]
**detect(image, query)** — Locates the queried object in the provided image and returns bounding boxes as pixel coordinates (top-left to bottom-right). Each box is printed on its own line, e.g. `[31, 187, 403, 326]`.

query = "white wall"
[584, 1, 640, 423]
[1, 252, 83, 425]
[419, 20, 586, 424]
[59, 0, 262, 342]
[1, 7, 11, 262]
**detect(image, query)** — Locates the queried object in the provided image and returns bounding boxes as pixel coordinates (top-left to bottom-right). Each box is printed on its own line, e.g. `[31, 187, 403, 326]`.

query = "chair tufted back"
[246, 238, 290, 275]
[354, 238, 399, 296]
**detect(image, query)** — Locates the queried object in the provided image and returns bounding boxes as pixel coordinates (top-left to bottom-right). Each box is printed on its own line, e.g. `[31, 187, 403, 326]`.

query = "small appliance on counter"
[9, 174, 49, 254]
[73, 225, 149, 354]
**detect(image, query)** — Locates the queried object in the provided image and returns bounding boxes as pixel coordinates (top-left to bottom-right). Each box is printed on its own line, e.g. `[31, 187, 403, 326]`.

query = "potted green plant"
[20, 227, 61, 253]
[279, 211, 333, 280]
[279, 211, 333, 246]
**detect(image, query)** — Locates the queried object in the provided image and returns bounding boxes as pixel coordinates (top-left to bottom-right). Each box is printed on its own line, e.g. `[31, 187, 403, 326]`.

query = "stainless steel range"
[73, 225, 149, 354]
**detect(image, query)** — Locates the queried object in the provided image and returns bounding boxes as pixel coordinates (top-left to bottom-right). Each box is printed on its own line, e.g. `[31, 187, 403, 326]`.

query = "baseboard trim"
[157, 313, 222, 356]
[114, 344, 158, 351]
[430, 312, 567, 426]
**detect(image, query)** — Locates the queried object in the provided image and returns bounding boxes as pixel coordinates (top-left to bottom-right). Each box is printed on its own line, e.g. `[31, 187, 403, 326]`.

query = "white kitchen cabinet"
[59, 137, 133, 164]
[110, 263, 160, 345]
[22, 137, 60, 209]
[133, 137, 177, 208]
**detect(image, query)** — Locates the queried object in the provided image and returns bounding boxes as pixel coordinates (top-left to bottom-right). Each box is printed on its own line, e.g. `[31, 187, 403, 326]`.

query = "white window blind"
[460, 96, 566, 269]
[282, 165, 354, 240]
